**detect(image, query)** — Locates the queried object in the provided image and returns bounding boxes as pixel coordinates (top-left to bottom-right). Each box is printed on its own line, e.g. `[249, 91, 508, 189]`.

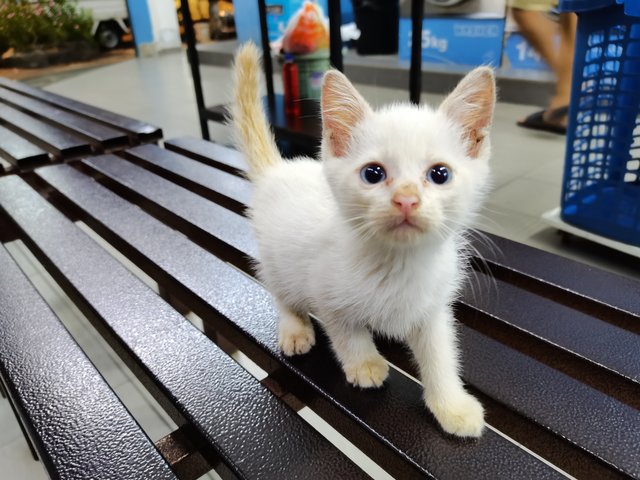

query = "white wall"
[147, 0, 181, 52]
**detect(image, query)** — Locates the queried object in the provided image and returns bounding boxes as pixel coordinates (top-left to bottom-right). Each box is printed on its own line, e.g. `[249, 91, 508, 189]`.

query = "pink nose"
[392, 194, 420, 216]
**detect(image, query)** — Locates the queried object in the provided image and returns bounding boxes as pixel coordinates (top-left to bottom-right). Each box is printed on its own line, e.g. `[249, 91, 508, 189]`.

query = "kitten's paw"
[428, 391, 485, 438]
[345, 355, 389, 388]
[279, 324, 316, 356]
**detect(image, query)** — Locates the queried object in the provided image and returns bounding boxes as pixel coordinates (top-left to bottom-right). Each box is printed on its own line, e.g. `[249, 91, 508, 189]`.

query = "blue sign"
[503, 32, 553, 71]
[398, 17, 505, 67]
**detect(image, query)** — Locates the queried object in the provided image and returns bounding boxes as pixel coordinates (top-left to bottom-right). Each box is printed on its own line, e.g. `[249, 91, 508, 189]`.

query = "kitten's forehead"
[353, 104, 462, 163]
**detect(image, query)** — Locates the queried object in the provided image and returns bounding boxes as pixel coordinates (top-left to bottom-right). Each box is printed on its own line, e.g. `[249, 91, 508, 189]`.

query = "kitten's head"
[321, 67, 496, 247]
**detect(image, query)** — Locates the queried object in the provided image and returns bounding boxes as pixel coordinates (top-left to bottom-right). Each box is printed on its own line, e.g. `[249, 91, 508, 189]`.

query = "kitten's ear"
[439, 67, 496, 159]
[321, 70, 372, 157]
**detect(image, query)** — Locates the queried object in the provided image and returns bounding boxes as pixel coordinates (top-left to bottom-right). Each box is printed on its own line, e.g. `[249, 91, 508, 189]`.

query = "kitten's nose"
[392, 193, 420, 216]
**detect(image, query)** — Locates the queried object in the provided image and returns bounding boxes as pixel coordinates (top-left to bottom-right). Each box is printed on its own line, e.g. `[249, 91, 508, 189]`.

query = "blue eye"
[360, 164, 386, 184]
[427, 164, 452, 185]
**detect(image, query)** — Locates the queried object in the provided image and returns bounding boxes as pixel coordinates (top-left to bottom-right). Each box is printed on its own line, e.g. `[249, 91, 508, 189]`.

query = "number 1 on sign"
[515, 40, 542, 62]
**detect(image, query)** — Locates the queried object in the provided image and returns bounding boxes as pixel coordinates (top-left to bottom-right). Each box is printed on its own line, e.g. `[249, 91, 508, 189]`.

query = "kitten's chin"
[380, 219, 428, 246]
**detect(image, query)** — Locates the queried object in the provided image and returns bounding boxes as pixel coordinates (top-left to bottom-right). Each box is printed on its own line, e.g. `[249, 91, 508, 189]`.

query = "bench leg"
[158, 285, 191, 316]
[156, 425, 212, 480]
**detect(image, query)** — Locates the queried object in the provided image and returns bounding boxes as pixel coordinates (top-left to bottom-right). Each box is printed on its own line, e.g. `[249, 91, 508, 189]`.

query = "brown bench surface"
[0, 174, 366, 480]
[1, 136, 639, 479]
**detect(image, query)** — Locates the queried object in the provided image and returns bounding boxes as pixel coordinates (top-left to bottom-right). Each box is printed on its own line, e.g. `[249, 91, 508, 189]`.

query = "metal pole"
[328, 0, 343, 71]
[257, 0, 275, 109]
[180, 0, 210, 139]
[409, 0, 424, 105]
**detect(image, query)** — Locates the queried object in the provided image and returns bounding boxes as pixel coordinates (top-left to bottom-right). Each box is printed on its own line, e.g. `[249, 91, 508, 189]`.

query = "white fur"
[232, 44, 495, 438]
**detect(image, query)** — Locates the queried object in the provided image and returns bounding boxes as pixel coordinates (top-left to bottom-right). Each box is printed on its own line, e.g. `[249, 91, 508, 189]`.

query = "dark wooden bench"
[0, 78, 162, 173]
[1, 133, 638, 479]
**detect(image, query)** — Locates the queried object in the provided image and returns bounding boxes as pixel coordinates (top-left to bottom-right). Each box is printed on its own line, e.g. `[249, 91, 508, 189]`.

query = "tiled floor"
[2, 46, 639, 479]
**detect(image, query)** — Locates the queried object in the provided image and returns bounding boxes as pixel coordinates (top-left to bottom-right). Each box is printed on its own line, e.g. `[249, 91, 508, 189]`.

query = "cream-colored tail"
[231, 42, 281, 181]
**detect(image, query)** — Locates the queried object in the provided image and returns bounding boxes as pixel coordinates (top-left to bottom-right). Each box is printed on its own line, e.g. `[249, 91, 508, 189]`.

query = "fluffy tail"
[231, 42, 281, 181]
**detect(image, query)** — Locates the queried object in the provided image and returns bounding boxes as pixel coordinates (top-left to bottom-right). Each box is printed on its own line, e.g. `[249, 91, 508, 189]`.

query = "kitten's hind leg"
[322, 317, 389, 388]
[277, 301, 316, 356]
[408, 308, 485, 438]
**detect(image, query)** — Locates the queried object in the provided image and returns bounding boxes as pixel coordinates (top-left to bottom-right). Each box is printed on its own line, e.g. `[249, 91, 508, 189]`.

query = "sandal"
[517, 105, 569, 135]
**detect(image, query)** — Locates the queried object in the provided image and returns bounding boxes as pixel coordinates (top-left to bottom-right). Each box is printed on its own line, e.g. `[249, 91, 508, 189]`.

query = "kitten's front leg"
[277, 301, 316, 356]
[322, 316, 389, 388]
[408, 308, 485, 438]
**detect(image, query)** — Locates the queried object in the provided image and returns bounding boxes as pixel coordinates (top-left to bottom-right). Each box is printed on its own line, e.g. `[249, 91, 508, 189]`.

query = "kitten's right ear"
[438, 67, 496, 159]
[321, 70, 372, 157]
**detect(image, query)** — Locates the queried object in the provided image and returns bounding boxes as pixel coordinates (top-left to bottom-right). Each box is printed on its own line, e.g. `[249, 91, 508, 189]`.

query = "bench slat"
[461, 273, 640, 384]
[0, 245, 177, 480]
[123, 144, 251, 214]
[0, 88, 129, 150]
[0, 174, 366, 480]
[0, 125, 49, 167]
[0, 103, 91, 158]
[34, 164, 566, 479]
[164, 137, 248, 176]
[81, 154, 258, 265]
[460, 327, 640, 478]
[473, 232, 640, 323]
[0, 79, 162, 141]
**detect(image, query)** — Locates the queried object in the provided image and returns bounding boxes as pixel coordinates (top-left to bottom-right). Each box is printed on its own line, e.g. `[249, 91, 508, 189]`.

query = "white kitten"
[232, 43, 496, 438]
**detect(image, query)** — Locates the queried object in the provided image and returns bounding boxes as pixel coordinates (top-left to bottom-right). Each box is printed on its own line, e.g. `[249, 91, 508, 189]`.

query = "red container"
[282, 54, 301, 117]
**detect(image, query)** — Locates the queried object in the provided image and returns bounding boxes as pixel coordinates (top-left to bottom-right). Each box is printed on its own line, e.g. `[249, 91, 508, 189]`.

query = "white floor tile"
[0, 437, 48, 480]
[489, 178, 563, 218]
[113, 381, 176, 442]
[0, 397, 24, 448]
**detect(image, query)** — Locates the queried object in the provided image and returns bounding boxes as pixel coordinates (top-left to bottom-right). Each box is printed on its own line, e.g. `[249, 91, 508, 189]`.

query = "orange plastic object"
[282, 2, 329, 54]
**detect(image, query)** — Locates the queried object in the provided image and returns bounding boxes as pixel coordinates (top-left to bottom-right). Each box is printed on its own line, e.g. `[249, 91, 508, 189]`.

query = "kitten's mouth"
[390, 217, 423, 232]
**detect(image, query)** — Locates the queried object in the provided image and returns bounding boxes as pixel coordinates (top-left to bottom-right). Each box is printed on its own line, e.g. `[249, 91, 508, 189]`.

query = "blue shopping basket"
[560, 0, 640, 245]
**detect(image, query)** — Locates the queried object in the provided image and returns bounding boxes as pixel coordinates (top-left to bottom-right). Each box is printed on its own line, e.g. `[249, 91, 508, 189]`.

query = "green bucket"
[293, 50, 330, 100]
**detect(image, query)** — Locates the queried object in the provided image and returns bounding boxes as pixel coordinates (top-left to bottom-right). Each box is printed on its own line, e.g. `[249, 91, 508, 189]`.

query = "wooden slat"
[0, 79, 162, 142]
[0, 103, 91, 158]
[122, 144, 251, 215]
[80, 154, 257, 269]
[0, 174, 367, 480]
[34, 163, 567, 480]
[0, 125, 49, 168]
[472, 232, 640, 325]
[164, 137, 248, 176]
[460, 326, 640, 478]
[0, 245, 177, 480]
[461, 273, 640, 385]
[0, 88, 129, 150]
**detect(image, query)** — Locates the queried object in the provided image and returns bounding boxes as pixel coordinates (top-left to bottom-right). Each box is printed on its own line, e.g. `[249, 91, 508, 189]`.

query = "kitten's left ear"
[321, 70, 372, 157]
[438, 67, 496, 159]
